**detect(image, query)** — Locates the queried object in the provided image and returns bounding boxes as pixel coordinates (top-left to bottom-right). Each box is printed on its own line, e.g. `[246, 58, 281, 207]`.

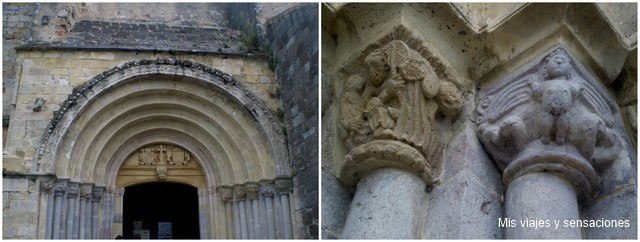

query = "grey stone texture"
[425, 124, 504, 239]
[2, 177, 40, 239]
[23, 20, 247, 54]
[341, 168, 426, 239]
[505, 172, 581, 239]
[265, 3, 318, 239]
[320, 171, 351, 239]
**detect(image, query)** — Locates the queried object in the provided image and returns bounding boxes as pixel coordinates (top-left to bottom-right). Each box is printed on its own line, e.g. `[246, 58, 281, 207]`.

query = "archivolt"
[35, 58, 289, 186]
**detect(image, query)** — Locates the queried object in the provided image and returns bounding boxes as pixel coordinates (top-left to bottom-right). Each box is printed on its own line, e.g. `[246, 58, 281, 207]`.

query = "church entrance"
[123, 182, 200, 239]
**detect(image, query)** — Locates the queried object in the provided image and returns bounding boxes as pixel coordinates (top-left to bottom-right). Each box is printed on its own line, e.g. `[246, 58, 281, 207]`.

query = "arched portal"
[36, 59, 294, 239]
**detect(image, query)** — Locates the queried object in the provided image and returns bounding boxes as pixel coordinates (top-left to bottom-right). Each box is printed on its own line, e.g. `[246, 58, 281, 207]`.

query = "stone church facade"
[3, 3, 318, 239]
[322, 3, 636, 239]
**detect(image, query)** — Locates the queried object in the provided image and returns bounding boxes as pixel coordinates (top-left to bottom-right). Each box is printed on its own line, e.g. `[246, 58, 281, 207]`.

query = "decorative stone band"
[340, 140, 434, 187]
[503, 141, 599, 201]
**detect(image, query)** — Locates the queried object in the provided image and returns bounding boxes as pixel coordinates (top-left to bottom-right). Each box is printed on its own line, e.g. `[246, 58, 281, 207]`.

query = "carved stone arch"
[36, 58, 289, 181]
[34, 59, 293, 239]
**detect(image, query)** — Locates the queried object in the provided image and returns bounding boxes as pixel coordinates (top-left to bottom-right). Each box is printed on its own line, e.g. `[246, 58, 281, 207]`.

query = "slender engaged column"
[113, 188, 124, 238]
[66, 182, 79, 239]
[52, 179, 68, 239]
[40, 179, 54, 239]
[207, 187, 218, 239]
[78, 185, 90, 239]
[342, 168, 426, 239]
[91, 186, 105, 239]
[263, 183, 277, 239]
[246, 182, 260, 239]
[275, 177, 293, 239]
[103, 187, 115, 239]
[233, 185, 248, 239]
[218, 186, 234, 239]
[258, 180, 271, 239]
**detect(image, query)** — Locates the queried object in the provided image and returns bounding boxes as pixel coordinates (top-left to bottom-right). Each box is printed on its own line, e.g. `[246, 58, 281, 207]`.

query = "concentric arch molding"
[35, 58, 288, 175]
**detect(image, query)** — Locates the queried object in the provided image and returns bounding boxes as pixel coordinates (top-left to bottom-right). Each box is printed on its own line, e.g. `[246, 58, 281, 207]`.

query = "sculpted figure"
[530, 50, 582, 144]
[340, 75, 371, 147]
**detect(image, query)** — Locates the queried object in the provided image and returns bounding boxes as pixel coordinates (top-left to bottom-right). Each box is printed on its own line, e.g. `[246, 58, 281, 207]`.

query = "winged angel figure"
[477, 48, 620, 170]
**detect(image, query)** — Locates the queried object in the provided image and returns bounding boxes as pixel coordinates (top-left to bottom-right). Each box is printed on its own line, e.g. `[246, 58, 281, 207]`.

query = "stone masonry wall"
[2, 176, 41, 239]
[266, 3, 319, 239]
[3, 3, 36, 146]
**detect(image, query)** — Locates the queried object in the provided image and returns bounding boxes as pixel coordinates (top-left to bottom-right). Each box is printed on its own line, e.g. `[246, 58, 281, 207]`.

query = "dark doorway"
[123, 182, 200, 239]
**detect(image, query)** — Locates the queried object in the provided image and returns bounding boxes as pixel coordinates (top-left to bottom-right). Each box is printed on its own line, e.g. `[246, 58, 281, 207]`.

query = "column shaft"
[239, 200, 248, 239]
[52, 194, 64, 239]
[245, 200, 254, 239]
[251, 199, 261, 238]
[225, 203, 233, 239]
[265, 195, 276, 239]
[91, 200, 99, 238]
[281, 194, 293, 239]
[65, 197, 76, 238]
[505, 172, 581, 239]
[341, 168, 426, 239]
[273, 192, 284, 239]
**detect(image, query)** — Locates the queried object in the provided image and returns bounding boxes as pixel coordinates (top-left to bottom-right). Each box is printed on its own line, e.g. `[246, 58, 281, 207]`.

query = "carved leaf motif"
[478, 73, 537, 124]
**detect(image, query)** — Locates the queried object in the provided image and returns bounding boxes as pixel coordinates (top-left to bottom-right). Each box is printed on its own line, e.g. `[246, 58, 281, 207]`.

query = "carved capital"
[218, 186, 233, 203]
[80, 184, 93, 200]
[245, 182, 260, 200]
[476, 48, 623, 200]
[40, 178, 54, 193]
[259, 180, 275, 198]
[92, 186, 105, 202]
[337, 39, 462, 186]
[233, 185, 246, 201]
[53, 179, 69, 197]
[274, 177, 292, 195]
[207, 187, 216, 195]
[66, 182, 79, 198]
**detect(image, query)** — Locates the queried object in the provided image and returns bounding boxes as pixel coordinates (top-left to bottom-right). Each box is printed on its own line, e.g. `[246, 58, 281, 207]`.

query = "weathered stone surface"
[3, 178, 29, 192]
[266, 3, 318, 239]
[505, 173, 581, 239]
[320, 171, 351, 239]
[425, 171, 503, 239]
[341, 168, 426, 239]
[582, 186, 637, 239]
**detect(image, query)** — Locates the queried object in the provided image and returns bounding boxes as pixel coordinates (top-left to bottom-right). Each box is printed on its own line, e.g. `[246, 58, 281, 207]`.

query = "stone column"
[258, 180, 271, 239]
[113, 188, 124, 238]
[103, 186, 115, 239]
[339, 141, 433, 239]
[52, 179, 68, 239]
[65, 182, 79, 239]
[91, 186, 105, 239]
[475, 48, 624, 240]
[218, 186, 234, 239]
[262, 181, 277, 239]
[233, 185, 248, 239]
[275, 177, 293, 239]
[341, 168, 426, 239]
[245, 182, 260, 239]
[207, 187, 218, 239]
[40, 179, 54, 239]
[505, 172, 581, 238]
[79, 184, 92, 239]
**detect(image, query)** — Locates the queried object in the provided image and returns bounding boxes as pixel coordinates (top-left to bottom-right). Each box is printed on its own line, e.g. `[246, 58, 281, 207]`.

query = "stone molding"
[477, 47, 623, 200]
[35, 58, 288, 179]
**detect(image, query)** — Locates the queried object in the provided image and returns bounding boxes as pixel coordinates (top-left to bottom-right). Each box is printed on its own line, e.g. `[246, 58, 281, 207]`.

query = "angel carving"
[477, 48, 620, 169]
